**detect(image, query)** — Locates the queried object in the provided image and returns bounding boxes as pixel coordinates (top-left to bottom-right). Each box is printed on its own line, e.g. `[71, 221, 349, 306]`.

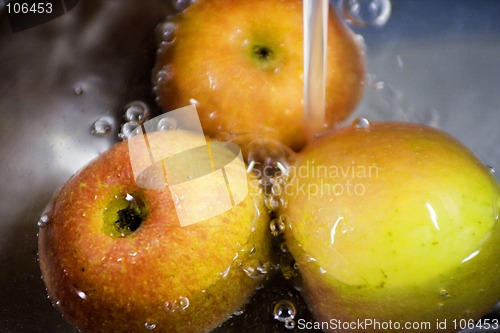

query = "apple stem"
[303, 0, 328, 134]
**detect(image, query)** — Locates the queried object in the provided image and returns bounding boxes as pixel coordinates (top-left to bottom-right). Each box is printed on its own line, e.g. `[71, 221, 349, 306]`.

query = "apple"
[38, 130, 271, 333]
[153, 0, 365, 152]
[281, 122, 500, 332]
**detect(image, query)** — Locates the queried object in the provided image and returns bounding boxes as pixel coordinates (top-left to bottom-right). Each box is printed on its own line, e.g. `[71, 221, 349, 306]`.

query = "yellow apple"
[38, 130, 271, 333]
[282, 122, 500, 332]
[153, 0, 365, 151]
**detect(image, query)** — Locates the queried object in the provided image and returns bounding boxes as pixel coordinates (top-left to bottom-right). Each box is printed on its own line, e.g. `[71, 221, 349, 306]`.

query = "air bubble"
[144, 322, 157, 330]
[155, 65, 175, 87]
[37, 214, 49, 228]
[264, 194, 280, 212]
[171, 0, 193, 12]
[352, 117, 370, 129]
[341, 0, 391, 27]
[124, 101, 149, 124]
[119, 121, 140, 140]
[273, 300, 297, 329]
[157, 117, 177, 131]
[91, 117, 113, 137]
[270, 216, 286, 237]
[156, 22, 177, 44]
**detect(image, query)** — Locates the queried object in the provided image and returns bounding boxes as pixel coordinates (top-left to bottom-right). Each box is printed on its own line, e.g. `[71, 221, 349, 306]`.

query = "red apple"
[38, 130, 271, 333]
[153, 0, 365, 151]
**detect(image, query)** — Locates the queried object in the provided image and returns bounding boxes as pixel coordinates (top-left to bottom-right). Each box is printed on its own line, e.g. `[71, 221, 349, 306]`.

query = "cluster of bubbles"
[89, 101, 151, 139]
[119, 101, 151, 140]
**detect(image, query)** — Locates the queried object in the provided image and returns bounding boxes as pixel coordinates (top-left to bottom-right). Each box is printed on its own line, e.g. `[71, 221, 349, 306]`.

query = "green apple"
[153, 0, 365, 151]
[281, 122, 500, 332]
[38, 130, 271, 333]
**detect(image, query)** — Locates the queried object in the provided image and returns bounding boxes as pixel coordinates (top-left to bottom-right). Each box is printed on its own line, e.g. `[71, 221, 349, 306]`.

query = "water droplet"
[157, 22, 177, 44]
[270, 217, 286, 237]
[124, 101, 149, 124]
[157, 117, 177, 131]
[119, 121, 140, 140]
[487, 165, 496, 174]
[440, 289, 450, 299]
[352, 117, 370, 129]
[91, 117, 113, 137]
[171, 0, 193, 12]
[177, 296, 190, 310]
[342, 0, 392, 27]
[144, 322, 156, 330]
[37, 214, 49, 228]
[273, 300, 297, 325]
[164, 296, 190, 313]
[76, 290, 87, 300]
[233, 309, 244, 316]
[242, 258, 269, 279]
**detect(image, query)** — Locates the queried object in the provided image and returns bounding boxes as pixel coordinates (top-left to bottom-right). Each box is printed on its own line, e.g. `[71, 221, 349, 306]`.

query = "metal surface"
[0, 0, 499, 332]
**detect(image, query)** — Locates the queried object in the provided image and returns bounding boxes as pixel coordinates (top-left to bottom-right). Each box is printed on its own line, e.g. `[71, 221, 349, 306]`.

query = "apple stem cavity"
[103, 193, 148, 238]
[253, 45, 274, 61]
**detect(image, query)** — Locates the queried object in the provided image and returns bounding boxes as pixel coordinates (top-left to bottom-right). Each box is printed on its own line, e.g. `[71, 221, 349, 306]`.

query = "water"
[303, 0, 328, 134]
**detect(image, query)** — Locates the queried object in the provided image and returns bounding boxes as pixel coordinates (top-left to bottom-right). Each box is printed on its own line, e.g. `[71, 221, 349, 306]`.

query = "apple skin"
[281, 122, 500, 332]
[153, 0, 365, 151]
[38, 131, 271, 333]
